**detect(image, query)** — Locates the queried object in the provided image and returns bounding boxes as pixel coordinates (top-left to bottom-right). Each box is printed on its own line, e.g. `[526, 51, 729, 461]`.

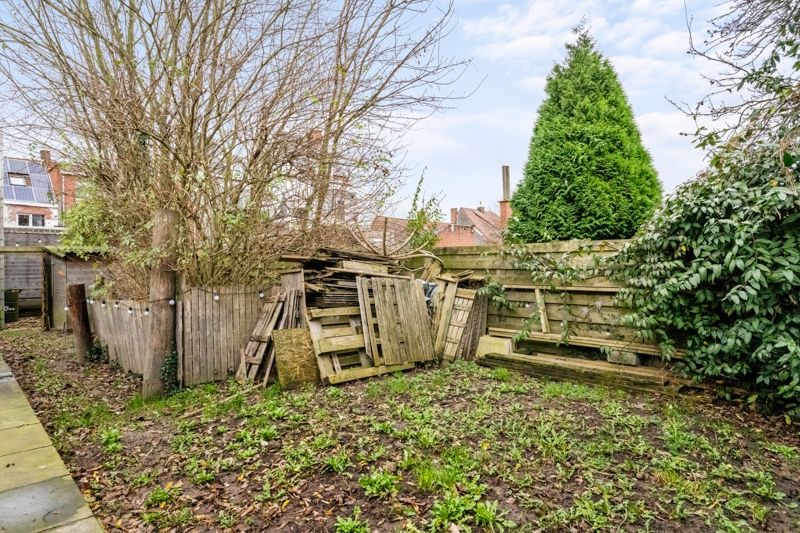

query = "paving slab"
[0, 380, 31, 410]
[0, 404, 39, 432]
[0, 422, 53, 457]
[0, 475, 93, 532]
[0, 446, 70, 493]
[0, 354, 102, 533]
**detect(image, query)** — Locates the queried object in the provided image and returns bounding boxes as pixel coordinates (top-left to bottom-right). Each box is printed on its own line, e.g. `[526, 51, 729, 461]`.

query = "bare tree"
[684, 0, 800, 149]
[0, 0, 468, 289]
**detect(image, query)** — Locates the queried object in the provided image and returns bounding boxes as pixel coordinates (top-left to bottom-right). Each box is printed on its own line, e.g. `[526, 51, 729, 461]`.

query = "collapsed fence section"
[420, 240, 671, 365]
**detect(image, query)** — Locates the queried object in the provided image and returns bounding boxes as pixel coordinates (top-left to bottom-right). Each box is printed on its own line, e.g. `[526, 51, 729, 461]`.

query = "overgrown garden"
[4, 326, 800, 531]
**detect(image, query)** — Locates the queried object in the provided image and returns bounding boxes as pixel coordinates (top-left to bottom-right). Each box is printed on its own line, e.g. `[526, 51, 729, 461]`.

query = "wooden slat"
[486, 327, 683, 358]
[317, 334, 366, 354]
[307, 306, 361, 319]
[434, 281, 458, 357]
[357, 277, 380, 363]
[325, 362, 415, 385]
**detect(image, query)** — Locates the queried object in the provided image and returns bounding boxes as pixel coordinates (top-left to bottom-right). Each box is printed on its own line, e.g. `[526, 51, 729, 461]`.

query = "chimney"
[499, 165, 512, 229]
[450, 207, 458, 224]
[40, 149, 52, 168]
[477, 206, 485, 213]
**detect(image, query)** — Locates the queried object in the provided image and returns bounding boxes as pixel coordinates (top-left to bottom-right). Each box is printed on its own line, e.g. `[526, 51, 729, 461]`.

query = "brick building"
[1, 151, 82, 228]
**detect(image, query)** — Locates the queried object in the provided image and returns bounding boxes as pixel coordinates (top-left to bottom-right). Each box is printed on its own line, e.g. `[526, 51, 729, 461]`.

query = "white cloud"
[645, 30, 691, 57]
[517, 75, 547, 93]
[631, 0, 686, 15]
[636, 111, 706, 190]
[609, 54, 707, 97]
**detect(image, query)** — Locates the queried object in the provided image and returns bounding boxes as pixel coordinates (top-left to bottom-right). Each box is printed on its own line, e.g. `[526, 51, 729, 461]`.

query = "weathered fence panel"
[89, 300, 150, 375]
[180, 286, 264, 386]
[421, 240, 652, 356]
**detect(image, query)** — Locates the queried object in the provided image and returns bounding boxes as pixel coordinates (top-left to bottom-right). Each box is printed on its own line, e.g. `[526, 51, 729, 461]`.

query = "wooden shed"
[0, 243, 105, 330]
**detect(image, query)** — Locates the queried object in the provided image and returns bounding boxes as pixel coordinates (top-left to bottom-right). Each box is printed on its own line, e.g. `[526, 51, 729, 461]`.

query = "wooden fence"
[179, 287, 264, 386]
[90, 286, 265, 385]
[89, 300, 150, 375]
[426, 240, 655, 358]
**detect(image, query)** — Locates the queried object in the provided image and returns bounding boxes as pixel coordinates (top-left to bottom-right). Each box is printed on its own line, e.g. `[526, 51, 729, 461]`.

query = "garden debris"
[235, 289, 303, 385]
[274, 248, 487, 384]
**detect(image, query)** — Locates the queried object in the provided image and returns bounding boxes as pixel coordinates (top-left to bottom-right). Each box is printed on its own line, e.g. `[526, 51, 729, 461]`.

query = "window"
[17, 214, 45, 227]
[8, 172, 31, 187]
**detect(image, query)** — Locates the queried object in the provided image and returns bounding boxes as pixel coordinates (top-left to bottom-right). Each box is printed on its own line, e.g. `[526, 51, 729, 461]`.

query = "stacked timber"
[278, 248, 441, 385]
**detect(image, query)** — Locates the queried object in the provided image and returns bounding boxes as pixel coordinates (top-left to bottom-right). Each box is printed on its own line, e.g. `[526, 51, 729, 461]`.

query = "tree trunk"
[67, 283, 91, 364]
[142, 208, 179, 399]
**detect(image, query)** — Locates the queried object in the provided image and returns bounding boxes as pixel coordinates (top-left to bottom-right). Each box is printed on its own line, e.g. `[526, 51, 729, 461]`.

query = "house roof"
[2, 156, 55, 205]
[459, 207, 502, 243]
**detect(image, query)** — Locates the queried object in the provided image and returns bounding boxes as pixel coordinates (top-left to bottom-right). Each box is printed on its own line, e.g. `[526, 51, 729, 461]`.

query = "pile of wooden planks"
[277, 248, 438, 385]
[478, 351, 704, 396]
[235, 288, 304, 386]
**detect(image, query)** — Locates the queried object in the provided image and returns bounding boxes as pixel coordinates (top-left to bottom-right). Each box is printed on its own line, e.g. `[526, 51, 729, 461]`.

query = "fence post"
[142, 208, 179, 399]
[67, 283, 91, 365]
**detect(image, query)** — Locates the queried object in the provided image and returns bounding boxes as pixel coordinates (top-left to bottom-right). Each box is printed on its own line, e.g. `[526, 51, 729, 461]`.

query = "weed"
[142, 508, 194, 528]
[327, 387, 344, 400]
[184, 458, 216, 484]
[255, 468, 290, 502]
[217, 510, 236, 528]
[365, 381, 381, 398]
[256, 425, 279, 441]
[324, 450, 352, 474]
[313, 432, 337, 451]
[144, 485, 181, 507]
[131, 469, 158, 488]
[746, 470, 785, 501]
[490, 367, 511, 381]
[284, 442, 317, 473]
[762, 441, 799, 460]
[99, 427, 122, 454]
[429, 492, 476, 530]
[474, 500, 515, 532]
[334, 507, 370, 533]
[359, 469, 399, 498]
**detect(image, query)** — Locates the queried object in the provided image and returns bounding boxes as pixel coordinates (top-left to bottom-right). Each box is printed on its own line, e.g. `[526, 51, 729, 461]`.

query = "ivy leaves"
[615, 143, 800, 415]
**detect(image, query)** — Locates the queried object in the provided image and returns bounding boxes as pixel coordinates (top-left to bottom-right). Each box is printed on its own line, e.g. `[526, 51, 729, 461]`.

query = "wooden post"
[142, 209, 179, 399]
[41, 252, 52, 330]
[67, 283, 91, 365]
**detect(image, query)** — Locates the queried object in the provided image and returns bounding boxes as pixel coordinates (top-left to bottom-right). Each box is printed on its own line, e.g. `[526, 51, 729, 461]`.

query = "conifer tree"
[508, 32, 662, 242]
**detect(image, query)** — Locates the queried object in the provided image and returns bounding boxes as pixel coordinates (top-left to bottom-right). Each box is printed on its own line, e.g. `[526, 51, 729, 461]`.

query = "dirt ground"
[2, 324, 800, 532]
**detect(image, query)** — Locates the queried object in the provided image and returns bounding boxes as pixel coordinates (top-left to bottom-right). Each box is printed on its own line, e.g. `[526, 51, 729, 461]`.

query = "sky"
[397, 0, 722, 216]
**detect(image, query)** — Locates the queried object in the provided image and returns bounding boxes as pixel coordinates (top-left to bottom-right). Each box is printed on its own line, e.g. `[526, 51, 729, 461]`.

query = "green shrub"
[615, 143, 800, 414]
[508, 31, 661, 242]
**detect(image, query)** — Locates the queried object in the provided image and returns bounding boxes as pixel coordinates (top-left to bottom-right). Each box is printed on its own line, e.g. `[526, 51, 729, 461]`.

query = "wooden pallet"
[235, 294, 285, 382]
[456, 292, 488, 360]
[357, 276, 434, 365]
[442, 288, 476, 361]
[306, 306, 414, 385]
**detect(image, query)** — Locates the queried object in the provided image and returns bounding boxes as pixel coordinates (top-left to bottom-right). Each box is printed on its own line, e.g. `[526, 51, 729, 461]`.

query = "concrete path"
[0, 356, 103, 533]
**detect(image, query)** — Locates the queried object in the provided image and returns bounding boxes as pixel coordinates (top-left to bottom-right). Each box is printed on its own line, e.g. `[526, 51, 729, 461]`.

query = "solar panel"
[1, 157, 55, 205]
